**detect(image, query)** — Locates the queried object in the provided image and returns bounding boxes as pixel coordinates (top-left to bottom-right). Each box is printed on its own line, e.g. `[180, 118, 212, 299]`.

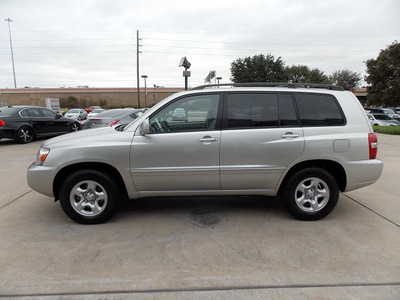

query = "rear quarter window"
[295, 93, 345, 126]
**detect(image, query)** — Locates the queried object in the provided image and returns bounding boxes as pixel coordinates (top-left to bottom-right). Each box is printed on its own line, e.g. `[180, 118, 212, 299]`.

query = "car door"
[38, 108, 70, 134]
[130, 93, 221, 194]
[220, 92, 305, 191]
[21, 108, 49, 136]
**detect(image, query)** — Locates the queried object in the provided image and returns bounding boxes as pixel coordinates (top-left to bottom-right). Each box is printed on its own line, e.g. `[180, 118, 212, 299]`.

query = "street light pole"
[5, 18, 17, 88]
[141, 75, 148, 108]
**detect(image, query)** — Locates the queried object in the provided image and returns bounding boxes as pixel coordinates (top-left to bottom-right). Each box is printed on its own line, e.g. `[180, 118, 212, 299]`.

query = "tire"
[59, 170, 120, 224]
[281, 168, 339, 221]
[70, 122, 79, 132]
[16, 126, 34, 144]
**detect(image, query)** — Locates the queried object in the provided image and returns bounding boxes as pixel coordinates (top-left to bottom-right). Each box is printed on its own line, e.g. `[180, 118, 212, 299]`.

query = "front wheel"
[59, 170, 120, 224]
[70, 122, 79, 131]
[281, 168, 339, 221]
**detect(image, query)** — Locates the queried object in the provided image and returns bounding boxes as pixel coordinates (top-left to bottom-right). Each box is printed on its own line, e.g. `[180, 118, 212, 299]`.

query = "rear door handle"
[281, 132, 300, 139]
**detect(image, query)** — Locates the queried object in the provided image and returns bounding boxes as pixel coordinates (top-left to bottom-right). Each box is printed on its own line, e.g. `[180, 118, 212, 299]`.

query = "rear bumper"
[0, 128, 17, 140]
[344, 159, 384, 192]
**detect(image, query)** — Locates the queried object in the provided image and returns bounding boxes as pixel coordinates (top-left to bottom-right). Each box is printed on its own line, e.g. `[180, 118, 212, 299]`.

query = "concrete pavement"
[0, 134, 399, 299]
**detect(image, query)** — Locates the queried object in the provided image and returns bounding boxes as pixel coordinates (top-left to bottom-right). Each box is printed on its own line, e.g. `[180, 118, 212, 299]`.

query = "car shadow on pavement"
[117, 196, 288, 223]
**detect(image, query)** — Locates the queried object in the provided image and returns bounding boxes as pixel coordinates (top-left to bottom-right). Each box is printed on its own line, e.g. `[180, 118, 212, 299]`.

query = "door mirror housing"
[140, 118, 150, 135]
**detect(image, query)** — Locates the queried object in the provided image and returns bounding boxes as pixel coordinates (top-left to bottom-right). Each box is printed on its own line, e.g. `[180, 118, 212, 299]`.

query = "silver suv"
[27, 83, 383, 224]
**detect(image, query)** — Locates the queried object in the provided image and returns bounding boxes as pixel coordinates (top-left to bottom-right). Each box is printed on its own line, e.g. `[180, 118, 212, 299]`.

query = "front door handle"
[198, 136, 218, 143]
[281, 132, 300, 139]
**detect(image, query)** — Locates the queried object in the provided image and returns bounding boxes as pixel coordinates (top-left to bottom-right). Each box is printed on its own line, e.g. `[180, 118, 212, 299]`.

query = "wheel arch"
[53, 162, 128, 201]
[279, 159, 347, 194]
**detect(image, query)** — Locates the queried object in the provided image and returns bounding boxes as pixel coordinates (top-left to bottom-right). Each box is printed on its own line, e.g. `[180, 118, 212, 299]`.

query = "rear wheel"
[281, 168, 339, 221]
[59, 169, 120, 224]
[16, 126, 34, 143]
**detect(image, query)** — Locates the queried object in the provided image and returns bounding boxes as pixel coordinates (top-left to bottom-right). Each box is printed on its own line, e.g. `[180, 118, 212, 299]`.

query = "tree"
[60, 96, 78, 109]
[329, 69, 362, 91]
[365, 41, 400, 106]
[230, 54, 286, 83]
[285, 65, 329, 83]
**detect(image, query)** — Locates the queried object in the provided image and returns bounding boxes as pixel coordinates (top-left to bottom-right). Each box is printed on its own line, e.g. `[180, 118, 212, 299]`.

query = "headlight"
[36, 148, 50, 166]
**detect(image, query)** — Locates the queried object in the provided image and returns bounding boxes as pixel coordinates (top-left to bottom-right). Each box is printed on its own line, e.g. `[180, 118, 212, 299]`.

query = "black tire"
[281, 168, 339, 221]
[16, 126, 34, 144]
[70, 122, 79, 132]
[59, 169, 120, 224]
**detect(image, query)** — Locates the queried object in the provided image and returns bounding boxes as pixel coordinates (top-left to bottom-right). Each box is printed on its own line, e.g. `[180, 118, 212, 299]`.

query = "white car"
[87, 108, 105, 118]
[369, 108, 399, 119]
[368, 113, 400, 126]
[65, 108, 87, 121]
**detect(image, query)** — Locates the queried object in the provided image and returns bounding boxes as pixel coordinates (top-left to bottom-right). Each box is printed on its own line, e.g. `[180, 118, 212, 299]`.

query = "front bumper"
[27, 162, 58, 197]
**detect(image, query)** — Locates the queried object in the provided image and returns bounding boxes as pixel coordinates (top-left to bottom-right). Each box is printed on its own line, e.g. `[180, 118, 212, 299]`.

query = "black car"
[82, 108, 144, 129]
[0, 106, 80, 143]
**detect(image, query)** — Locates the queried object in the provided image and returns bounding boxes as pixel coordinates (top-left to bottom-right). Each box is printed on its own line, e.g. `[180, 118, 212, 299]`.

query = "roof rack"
[189, 82, 344, 91]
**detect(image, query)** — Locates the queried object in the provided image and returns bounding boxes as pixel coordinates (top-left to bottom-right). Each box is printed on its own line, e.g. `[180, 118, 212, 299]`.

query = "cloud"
[1, 0, 399, 88]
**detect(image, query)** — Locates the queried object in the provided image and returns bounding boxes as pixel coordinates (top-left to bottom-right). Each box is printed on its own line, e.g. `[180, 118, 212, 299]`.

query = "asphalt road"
[0, 134, 399, 299]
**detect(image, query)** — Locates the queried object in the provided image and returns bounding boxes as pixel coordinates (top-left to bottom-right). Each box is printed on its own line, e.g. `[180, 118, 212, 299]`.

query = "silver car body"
[368, 113, 400, 126]
[28, 86, 383, 202]
[64, 108, 87, 120]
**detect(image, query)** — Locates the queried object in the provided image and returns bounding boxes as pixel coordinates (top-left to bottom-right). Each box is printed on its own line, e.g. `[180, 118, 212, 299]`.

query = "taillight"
[0, 120, 5, 126]
[108, 119, 120, 126]
[368, 133, 378, 159]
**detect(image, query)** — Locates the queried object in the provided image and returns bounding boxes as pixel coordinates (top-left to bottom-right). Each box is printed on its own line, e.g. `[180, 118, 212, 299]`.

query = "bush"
[373, 126, 400, 135]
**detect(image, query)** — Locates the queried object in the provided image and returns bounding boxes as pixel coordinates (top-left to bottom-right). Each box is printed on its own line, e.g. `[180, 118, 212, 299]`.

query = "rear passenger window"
[226, 93, 278, 128]
[295, 93, 345, 126]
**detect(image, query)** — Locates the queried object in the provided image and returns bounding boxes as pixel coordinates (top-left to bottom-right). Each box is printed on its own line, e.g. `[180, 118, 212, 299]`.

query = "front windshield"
[382, 109, 395, 114]
[68, 109, 80, 113]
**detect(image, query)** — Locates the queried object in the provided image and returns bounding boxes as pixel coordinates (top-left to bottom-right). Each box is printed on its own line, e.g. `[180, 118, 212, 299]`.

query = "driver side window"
[149, 94, 220, 133]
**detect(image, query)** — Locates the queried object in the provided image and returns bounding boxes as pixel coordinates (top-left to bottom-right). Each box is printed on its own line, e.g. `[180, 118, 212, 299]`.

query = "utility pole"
[5, 18, 17, 88]
[136, 30, 141, 108]
[141, 75, 148, 108]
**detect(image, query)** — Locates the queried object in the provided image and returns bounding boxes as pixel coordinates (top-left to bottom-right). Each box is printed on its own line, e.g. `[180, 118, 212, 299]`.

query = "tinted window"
[279, 94, 298, 126]
[41, 108, 57, 118]
[22, 108, 43, 118]
[295, 93, 345, 126]
[149, 94, 220, 133]
[226, 93, 278, 128]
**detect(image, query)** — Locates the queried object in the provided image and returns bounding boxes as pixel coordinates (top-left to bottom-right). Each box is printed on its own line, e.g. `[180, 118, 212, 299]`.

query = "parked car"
[64, 108, 87, 121]
[364, 107, 374, 114]
[82, 108, 144, 129]
[388, 107, 400, 114]
[368, 113, 400, 126]
[27, 83, 383, 224]
[85, 106, 102, 114]
[0, 105, 80, 143]
[172, 108, 187, 121]
[369, 108, 399, 119]
[87, 108, 105, 118]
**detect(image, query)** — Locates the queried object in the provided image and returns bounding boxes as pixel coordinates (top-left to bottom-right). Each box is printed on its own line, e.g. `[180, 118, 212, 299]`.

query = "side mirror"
[139, 118, 150, 135]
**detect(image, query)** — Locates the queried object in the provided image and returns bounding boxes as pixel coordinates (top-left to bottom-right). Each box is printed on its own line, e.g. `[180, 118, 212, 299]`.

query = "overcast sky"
[1, 0, 399, 89]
